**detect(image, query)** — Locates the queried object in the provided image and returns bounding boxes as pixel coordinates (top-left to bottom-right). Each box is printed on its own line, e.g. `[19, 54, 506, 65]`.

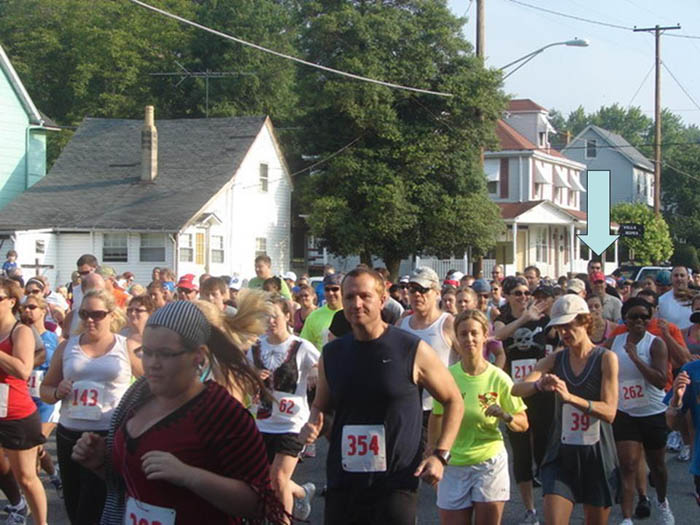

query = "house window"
[211, 235, 224, 264]
[568, 189, 576, 207]
[179, 234, 193, 262]
[536, 229, 548, 263]
[195, 233, 205, 265]
[539, 132, 546, 147]
[586, 139, 597, 159]
[534, 183, 544, 199]
[580, 243, 590, 261]
[260, 163, 269, 192]
[103, 233, 128, 262]
[487, 181, 499, 195]
[140, 233, 165, 262]
[35, 240, 45, 254]
[255, 237, 267, 257]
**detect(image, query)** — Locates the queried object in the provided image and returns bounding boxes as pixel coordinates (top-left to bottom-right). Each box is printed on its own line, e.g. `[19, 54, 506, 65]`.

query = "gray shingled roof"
[570, 125, 654, 171]
[0, 116, 267, 231]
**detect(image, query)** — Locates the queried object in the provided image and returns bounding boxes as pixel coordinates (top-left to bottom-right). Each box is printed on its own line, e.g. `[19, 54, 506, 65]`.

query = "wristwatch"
[433, 449, 451, 466]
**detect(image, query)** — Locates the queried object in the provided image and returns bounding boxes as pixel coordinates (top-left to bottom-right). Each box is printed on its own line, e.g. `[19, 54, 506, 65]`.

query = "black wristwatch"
[433, 449, 451, 466]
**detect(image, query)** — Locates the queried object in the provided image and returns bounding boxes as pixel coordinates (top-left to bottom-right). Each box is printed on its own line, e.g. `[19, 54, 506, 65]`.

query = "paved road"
[10, 434, 698, 523]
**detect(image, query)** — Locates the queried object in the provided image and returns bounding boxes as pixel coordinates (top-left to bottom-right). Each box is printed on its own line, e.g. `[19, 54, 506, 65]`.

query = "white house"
[0, 108, 292, 286]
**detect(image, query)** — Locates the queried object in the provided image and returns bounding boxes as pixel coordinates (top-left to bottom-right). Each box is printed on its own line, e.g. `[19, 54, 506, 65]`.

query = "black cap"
[533, 285, 555, 298]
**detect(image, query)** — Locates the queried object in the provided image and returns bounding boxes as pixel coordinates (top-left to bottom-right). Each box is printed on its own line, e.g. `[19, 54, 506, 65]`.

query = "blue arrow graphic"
[577, 170, 619, 256]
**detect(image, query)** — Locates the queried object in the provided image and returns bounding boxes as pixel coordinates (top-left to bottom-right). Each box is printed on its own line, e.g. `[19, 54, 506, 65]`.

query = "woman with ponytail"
[72, 291, 288, 524]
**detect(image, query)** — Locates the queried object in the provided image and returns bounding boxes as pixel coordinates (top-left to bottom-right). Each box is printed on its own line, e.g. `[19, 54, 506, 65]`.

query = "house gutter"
[25, 125, 45, 190]
[169, 234, 178, 278]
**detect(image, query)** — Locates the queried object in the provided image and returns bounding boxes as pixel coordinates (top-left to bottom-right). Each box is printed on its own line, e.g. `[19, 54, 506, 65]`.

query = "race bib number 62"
[341, 424, 387, 473]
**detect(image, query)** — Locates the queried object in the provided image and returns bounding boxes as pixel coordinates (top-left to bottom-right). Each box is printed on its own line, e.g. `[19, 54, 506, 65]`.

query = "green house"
[0, 43, 59, 210]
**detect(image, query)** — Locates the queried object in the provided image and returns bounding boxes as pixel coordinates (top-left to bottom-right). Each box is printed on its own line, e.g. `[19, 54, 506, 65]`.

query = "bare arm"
[299, 356, 331, 444]
[183, 467, 261, 518]
[33, 346, 46, 368]
[657, 320, 691, 368]
[511, 352, 557, 398]
[0, 325, 36, 380]
[442, 315, 461, 365]
[492, 301, 546, 341]
[666, 371, 690, 430]
[490, 341, 506, 369]
[413, 341, 463, 451]
[626, 337, 667, 390]
[427, 413, 443, 454]
[39, 341, 67, 404]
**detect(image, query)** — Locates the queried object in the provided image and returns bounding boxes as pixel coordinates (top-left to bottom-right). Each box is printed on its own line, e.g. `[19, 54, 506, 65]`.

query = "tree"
[296, 0, 505, 278]
[671, 244, 700, 272]
[611, 203, 673, 264]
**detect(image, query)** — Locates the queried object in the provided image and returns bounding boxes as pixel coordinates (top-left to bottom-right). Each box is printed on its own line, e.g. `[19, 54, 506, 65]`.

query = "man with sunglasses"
[176, 274, 199, 302]
[398, 267, 459, 448]
[72, 254, 98, 312]
[301, 273, 344, 353]
[590, 271, 622, 323]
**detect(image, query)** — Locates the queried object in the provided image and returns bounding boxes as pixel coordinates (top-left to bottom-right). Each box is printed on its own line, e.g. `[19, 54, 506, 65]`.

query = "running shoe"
[634, 495, 651, 519]
[519, 509, 539, 525]
[293, 482, 316, 520]
[3, 499, 27, 525]
[666, 431, 681, 452]
[678, 445, 691, 462]
[619, 519, 633, 525]
[654, 498, 675, 525]
[303, 443, 316, 458]
[695, 492, 700, 507]
[49, 473, 63, 498]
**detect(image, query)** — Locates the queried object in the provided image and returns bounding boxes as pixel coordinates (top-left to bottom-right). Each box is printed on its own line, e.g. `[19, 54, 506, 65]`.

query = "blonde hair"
[24, 294, 48, 311]
[454, 308, 490, 335]
[76, 289, 127, 335]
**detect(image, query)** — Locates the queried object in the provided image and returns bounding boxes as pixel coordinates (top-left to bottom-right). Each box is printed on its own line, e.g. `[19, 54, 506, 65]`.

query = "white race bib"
[67, 380, 104, 421]
[0, 383, 8, 418]
[27, 370, 44, 398]
[341, 424, 387, 472]
[561, 404, 600, 445]
[621, 380, 646, 410]
[511, 359, 537, 383]
[273, 394, 302, 420]
[124, 497, 175, 525]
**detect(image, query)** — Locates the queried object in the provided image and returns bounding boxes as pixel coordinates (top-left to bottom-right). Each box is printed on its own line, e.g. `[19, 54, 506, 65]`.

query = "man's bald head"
[82, 273, 105, 292]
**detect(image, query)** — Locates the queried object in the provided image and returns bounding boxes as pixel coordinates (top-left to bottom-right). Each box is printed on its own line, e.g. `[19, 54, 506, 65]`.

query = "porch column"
[614, 236, 619, 268]
[512, 221, 518, 274]
[569, 223, 576, 276]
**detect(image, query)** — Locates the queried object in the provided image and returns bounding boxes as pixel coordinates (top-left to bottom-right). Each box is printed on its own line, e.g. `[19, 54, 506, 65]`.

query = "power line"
[627, 62, 655, 107]
[288, 136, 364, 178]
[662, 160, 700, 183]
[126, 0, 453, 98]
[661, 61, 700, 113]
[505, 0, 632, 30]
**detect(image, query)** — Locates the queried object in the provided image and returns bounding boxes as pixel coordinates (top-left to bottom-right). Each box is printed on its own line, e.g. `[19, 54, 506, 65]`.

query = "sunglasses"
[177, 288, 196, 294]
[510, 290, 531, 297]
[126, 307, 149, 314]
[21, 304, 39, 311]
[325, 286, 341, 293]
[79, 310, 109, 321]
[408, 284, 431, 295]
[77, 270, 93, 276]
[626, 313, 651, 321]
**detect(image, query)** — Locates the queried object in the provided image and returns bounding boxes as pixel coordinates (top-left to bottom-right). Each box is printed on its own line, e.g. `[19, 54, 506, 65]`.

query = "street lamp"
[500, 38, 590, 79]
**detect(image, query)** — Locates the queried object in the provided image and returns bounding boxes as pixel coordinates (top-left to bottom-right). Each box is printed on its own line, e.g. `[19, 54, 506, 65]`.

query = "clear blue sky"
[448, 0, 700, 128]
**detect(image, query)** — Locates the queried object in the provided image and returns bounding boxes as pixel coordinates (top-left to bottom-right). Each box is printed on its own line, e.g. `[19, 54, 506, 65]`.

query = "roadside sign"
[619, 223, 644, 238]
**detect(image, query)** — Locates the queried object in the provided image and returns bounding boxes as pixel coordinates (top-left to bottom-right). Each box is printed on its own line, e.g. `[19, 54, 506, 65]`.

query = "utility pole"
[476, 0, 485, 58]
[633, 24, 680, 217]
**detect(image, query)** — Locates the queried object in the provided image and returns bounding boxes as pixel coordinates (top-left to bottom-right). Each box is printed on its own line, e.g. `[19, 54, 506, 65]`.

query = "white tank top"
[399, 312, 456, 410]
[612, 331, 666, 417]
[59, 334, 132, 431]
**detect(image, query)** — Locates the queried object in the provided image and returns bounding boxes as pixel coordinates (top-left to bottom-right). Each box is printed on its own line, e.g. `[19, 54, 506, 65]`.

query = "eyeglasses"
[177, 288, 196, 295]
[78, 310, 109, 321]
[510, 290, 531, 297]
[126, 307, 149, 315]
[139, 346, 191, 360]
[21, 304, 39, 311]
[325, 286, 341, 293]
[25, 289, 42, 295]
[626, 313, 651, 321]
[408, 284, 431, 295]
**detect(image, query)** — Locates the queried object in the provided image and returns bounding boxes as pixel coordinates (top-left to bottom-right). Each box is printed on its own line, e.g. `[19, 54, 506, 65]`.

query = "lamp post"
[500, 39, 590, 79]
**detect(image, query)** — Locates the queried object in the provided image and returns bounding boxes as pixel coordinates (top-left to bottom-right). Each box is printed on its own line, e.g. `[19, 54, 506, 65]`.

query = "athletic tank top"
[399, 312, 456, 410]
[59, 334, 132, 431]
[0, 323, 38, 420]
[612, 332, 666, 416]
[683, 326, 700, 355]
[324, 326, 423, 490]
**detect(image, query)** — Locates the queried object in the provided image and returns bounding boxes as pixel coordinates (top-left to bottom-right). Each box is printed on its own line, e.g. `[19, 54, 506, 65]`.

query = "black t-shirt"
[495, 310, 551, 377]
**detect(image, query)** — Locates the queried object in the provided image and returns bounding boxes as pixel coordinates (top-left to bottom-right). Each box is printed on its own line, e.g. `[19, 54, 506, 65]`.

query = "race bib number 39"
[125, 497, 175, 525]
[67, 380, 104, 421]
[511, 359, 537, 383]
[341, 424, 387, 473]
[561, 404, 600, 446]
[621, 380, 646, 410]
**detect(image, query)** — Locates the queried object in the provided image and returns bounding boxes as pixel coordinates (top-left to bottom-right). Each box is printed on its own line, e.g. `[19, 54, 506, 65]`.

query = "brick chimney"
[141, 105, 158, 183]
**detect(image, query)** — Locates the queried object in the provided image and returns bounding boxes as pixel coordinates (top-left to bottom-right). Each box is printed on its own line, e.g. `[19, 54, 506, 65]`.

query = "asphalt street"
[14, 433, 699, 524]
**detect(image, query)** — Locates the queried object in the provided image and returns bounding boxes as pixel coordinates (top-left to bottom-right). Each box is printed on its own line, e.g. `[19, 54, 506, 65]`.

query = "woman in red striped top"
[0, 278, 47, 524]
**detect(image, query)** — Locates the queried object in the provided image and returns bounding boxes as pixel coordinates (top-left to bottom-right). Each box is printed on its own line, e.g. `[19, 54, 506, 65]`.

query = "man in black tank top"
[300, 269, 464, 525]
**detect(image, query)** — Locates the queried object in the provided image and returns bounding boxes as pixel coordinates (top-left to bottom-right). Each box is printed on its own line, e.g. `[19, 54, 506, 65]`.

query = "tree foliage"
[611, 203, 673, 264]
[297, 0, 505, 276]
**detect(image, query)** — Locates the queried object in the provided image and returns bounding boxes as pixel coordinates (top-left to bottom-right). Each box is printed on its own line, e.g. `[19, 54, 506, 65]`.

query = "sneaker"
[303, 443, 316, 458]
[654, 498, 675, 525]
[677, 445, 691, 462]
[293, 482, 316, 520]
[619, 519, 634, 525]
[3, 499, 27, 525]
[50, 473, 63, 498]
[666, 431, 681, 452]
[695, 492, 700, 507]
[634, 495, 651, 519]
[519, 509, 539, 525]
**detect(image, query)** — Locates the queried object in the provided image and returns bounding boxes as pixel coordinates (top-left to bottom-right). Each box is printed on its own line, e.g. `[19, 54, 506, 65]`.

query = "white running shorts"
[437, 449, 510, 510]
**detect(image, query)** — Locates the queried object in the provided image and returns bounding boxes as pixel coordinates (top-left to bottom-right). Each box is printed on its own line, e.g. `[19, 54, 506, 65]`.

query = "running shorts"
[612, 410, 668, 450]
[437, 450, 510, 510]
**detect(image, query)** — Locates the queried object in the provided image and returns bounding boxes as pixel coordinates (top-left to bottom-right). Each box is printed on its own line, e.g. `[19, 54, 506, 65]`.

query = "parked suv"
[612, 265, 672, 282]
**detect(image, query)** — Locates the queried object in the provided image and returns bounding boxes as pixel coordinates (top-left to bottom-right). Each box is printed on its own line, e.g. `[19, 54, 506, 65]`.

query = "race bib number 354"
[341, 425, 387, 473]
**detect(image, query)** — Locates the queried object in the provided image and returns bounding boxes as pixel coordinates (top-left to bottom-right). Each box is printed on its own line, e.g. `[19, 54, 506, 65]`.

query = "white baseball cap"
[283, 271, 297, 282]
[547, 294, 589, 327]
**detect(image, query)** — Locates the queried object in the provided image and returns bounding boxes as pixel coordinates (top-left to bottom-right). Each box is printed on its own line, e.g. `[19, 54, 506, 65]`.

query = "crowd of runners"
[0, 249, 700, 524]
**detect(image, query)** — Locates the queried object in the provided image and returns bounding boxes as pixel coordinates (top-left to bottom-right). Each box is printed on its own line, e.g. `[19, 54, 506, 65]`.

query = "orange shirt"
[112, 287, 129, 309]
[609, 318, 687, 390]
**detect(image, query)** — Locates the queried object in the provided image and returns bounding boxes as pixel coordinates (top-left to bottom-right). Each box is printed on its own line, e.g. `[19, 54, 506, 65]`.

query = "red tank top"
[0, 324, 38, 420]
